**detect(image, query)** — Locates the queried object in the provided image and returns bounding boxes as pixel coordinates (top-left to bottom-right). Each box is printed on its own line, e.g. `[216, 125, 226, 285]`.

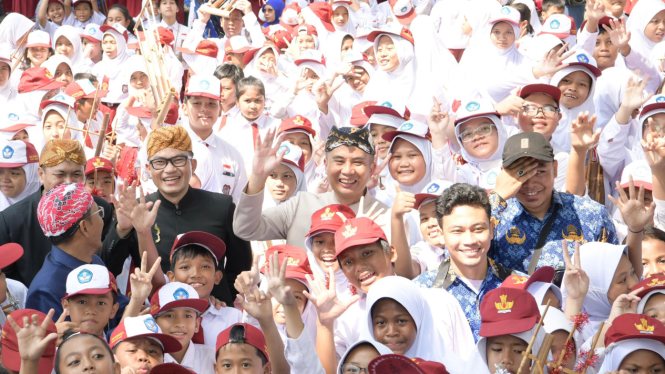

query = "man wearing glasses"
[0, 140, 113, 288]
[26, 182, 129, 323]
[100, 126, 251, 305]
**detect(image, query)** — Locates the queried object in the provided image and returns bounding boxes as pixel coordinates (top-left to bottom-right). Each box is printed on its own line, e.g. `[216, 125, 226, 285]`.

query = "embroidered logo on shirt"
[173, 288, 189, 300]
[399, 122, 413, 131]
[657, 96, 665, 103]
[648, 278, 665, 287]
[505, 227, 526, 245]
[144, 317, 159, 333]
[427, 183, 440, 194]
[7, 113, 18, 121]
[342, 224, 357, 238]
[77, 269, 93, 284]
[321, 207, 335, 220]
[2, 146, 13, 159]
[636, 318, 655, 334]
[577, 54, 589, 64]
[562, 224, 584, 242]
[549, 19, 560, 29]
[495, 294, 514, 313]
[465, 102, 480, 112]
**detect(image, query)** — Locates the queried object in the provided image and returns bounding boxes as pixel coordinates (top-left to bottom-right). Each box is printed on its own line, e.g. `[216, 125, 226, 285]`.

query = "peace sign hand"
[336, 195, 385, 223]
[366, 154, 391, 191]
[561, 241, 589, 301]
[129, 251, 162, 302]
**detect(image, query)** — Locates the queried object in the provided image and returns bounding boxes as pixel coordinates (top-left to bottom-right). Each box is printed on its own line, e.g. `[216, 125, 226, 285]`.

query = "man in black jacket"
[0, 140, 112, 286]
[99, 126, 251, 304]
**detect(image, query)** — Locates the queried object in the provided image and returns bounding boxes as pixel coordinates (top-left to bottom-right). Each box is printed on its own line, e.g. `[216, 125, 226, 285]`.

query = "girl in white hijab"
[549, 50, 602, 153]
[0, 47, 17, 105]
[0, 14, 35, 55]
[337, 340, 393, 374]
[596, 316, 665, 373]
[276, 116, 319, 187]
[52, 25, 84, 72]
[539, 305, 582, 371]
[626, 0, 665, 69]
[331, 0, 359, 35]
[94, 24, 131, 106]
[40, 95, 84, 148]
[42, 55, 74, 84]
[459, 0, 501, 58]
[0, 140, 40, 212]
[243, 44, 290, 111]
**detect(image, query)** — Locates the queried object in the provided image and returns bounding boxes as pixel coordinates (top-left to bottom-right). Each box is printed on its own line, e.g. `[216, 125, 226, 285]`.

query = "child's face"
[341, 38, 354, 61]
[297, 35, 316, 54]
[225, 52, 246, 69]
[159, 0, 179, 18]
[338, 242, 396, 293]
[461, 16, 472, 36]
[55, 35, 74, 59]
[48, 3, 65, 24]
[215, 343, 270, 374]
[364, 47, 377, 67]
[441, 205, 492, 271]
[644, 113, 665, 141]
[557, 71, 591, 109]
[345, 66, 370, 94]
[376, 36, 399, 72]
[62, 293, 119, 336]
[0, 167, 27, 199]
[82, 38, 103, 61]
[643, 293, 665, 326]
[257, 50, 276, 73]
[607, 254, 639, 305]
[58, 334, 120, 374]
[28, 47, 50, 67]
[54, 62, 73, 83]
[271, 279, 308, 325]
[74, 2, 93, 23]
[333, 6, 349, 28]
[114, 338, 164, 374]
[601, 0, 626, 19]
[130, 71, 150, 90]
[11, 129, 29, 142]
[543, 6, 565, 19]
[490, 22, 515, 50]
[643, 239, 665, 278]
[645, 10, 665, 44]
[618, 349, 665, 373]
[593, 32, 618, 71]
[283, 132, 312, 164]
[266, 163, 298, 201]
[85, 171, 115, 202]
[0, 61, 9, 87]
[310, 232, 339, 273]
[516, 94, 561, 140]
[486, 334, 530, 374]
[103, 35, 118, 59]
[167, 254, 222, 299]
[550, 330, 576, 370]
[76, 97, 97, 121]
[43, 110, 71, 142]
[220, 78, 237, 109]
[389, 138, 427, 186]
[264, 5, 275, 23]
[458, 117, 499, 160]
[106, 9, 130, 28]
[303, 68, 320, 95]
[155, 308, 201, 348]
[341, 344, 380, 373]
[237, 86, 265, 121]
[184, 96, 222, 132]
[221, 10, 244, 38]
[369, 124, 394, 160]
[419, 201, 442, 247]
[370, 298, 417, 355]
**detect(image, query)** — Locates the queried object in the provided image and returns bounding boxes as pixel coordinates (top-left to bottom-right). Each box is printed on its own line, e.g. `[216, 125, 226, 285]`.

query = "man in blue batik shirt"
[413, 183, 517, 342]
[490, 132, 618, 274]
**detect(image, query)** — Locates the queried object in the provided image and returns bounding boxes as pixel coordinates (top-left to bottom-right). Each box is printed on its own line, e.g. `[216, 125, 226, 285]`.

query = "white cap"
[540, 14, 575, 38]
[225, 36, 251, 54]
[296, 49, 325, 65]
[0, 139, 39, 167]
[395, 120, 428, 136]
[82, 23, 103, 42]
[455, 99, 500, 126]
[392, 0, 412, 16]
[41, 93, 77, 110]
[490, 6, 521, 26]
[64, 264, 117, 299]
[414, 180, 453, 210]
[185, 75, 221, 100]
[620, 160, 653, 191]
[150, 282, 209, 316]
[278, 141, 305, 172]
[26, 31, 51, 48]
[282, 8, 299, 25]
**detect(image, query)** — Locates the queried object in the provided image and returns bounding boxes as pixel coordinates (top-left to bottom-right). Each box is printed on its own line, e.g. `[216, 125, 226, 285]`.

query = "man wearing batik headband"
[234, 125, 395, 252]
[0, 140, 113, 287]
[26, 183, 110, 321]
[101, 126, 251, 305]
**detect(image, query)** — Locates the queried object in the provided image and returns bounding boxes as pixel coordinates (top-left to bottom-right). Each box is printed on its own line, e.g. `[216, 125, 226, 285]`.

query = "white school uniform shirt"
[38, 20, 61, 40]
[184, 126, 248, 204]
[200, 304, 244, 349]
[164, 342, 216, 374]
[220, 114, 280, 174]
[213, 106, 243, 137]
[63, 11, 106, 29]
[187, 12, 267, 56]
[0, 279, 28, 328]
[333, 292, 367, 359]
[283, 328, 326, 374]
[159, 19, 190, 61]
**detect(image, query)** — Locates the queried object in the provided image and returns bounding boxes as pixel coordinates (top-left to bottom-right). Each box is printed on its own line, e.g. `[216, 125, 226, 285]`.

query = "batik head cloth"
[37, 183, 94, 237]
[39, 140, 86, 167]
[325, 126, 375, 155]
[147, 126, 193, 158]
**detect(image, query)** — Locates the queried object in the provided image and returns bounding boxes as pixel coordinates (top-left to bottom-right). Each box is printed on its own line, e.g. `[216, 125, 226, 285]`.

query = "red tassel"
[574, 349, 600, 372]
[571, 312, 590, 332]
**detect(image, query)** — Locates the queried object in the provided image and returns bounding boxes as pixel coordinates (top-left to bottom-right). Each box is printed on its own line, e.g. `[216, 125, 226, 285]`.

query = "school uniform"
[213, 106, 242, 137]
[159, 19, 191, 60]
[220, 114, 280, 174]
[199, 304, 244, 349]
[284, 328, 326, 374]
[0, 279, 27, 328]
[164, 342, 216, 374]
[63, 11, 106, 28]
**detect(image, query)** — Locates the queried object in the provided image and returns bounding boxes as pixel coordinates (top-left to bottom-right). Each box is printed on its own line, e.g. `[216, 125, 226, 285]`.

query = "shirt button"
[175, 211, 182, 216]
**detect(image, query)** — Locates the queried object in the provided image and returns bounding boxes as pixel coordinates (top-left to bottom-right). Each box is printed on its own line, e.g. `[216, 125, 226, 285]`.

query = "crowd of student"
[0, 0, 663, 373]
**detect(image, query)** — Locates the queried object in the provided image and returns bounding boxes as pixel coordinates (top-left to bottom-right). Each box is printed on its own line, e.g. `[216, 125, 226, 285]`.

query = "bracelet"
[628, 227, 644, 234]
[604, 320, 612, 327]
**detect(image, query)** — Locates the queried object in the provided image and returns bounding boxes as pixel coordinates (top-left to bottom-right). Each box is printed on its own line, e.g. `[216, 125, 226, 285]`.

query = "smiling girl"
[14, 31, 54, 87]
[52, 26, 85, 72]
[0, 139, 40, 212]
[627, 0, 665, 68]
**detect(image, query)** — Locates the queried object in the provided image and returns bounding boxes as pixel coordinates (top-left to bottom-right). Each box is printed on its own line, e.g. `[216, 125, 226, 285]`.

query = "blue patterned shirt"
[489, 191, 618, 273]
[413, 259, 505, 342]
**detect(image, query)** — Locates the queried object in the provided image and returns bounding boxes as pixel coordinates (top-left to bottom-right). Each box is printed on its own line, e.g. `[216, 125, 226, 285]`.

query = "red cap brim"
[364, 106, 403, 118]
[335, 236, 382, 258]
[184, 92, 221, 101]
[519, 84, 561, 106]
[85, 166, 114, 176]
[567, 62, 602, 78]
[305, 227, 337, 239]
[640, 102, 665, 118]
[395, 10, 417, 25]
[479, 315, 539, 338]
[227, 46, 252, 54]
[176, 47, 195, 54]
[26, 43, 51, 49]
[83, 89, 109, 99]
[538, 31, 572, 39]
[454, 112, 500, 126]
[619, 181, 653, 191]
[0, 243, 23, 269]
[0, 123, 35, 132]
[39, 80, 67, 92]
[413, 193, 437, 210]
[2, 347, 55, 374]
[81, 35, 101, 43]
[278, 123, 317, 137]
[151, 299, 210, 316]
[125, 106, 152, 119]
[321, 20, 335, 32]
[381, 130, 428, 143]
[126, 333, 183, 353]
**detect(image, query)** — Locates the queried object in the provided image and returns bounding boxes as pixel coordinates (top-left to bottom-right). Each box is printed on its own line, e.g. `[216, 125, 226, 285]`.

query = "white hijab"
[96, 29, 130, 80]
[362, 276, 465, 372]
[301, 6, 334, 48]
[387, 134, 432, 195]
[461, 0, 501, 50]
[42, 55, 74, 81]
[0, 58, 16, 104]
[16, 89, 50, 126]
[332, 3, 357, 35]
[52, 26, 84, 72]
[549, 65, 598, 153]
[290, 62, 327, 129]
[520, 33, 564, 62]
[455, 114, 507, 165]
[337, 339, 393, 373]
[262, 156, 308, 210]
[0, 162, 39, 211]
[638, 289, 665, 314]
[41, 102, 84, 146]
[561, 242, 628, 341]
[476, 325, 552, 374]
[0, 14, 34, 54]
[324, 32, 353, 72]
[528, 281, 562, 306]
[243, 45, 286, 108]
[626, 0, 665, 65]
[539, 305, 582, 360]
[597, 339, 665, 373]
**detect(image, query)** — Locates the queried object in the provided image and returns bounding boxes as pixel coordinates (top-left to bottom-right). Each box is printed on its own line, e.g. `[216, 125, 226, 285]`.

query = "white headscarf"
[454, 114, 507, 165]
[561, 242, 628, 341]
[52, 26, 84, 71]
[409, 15, 459, 96]
[332, 2, 357, 34]
[40, 102, 84, 146]
[0, 14, 34, 54]
[95, 28, 130, 104]
[549, 65, 598, 153]
[16, 89, 51, 126]
[325, 32, 354, 72]
[476, 325, 551, 373]
[528, 281, 562, 306]
[262, 146, 308, 210]
[0, 54, 16, 103]
[0, 162, 39, 211]
[124, 55, 150, 96]
[42, 55, 74, 81]
[461, 0, 501, 50]
[301, 6, 334, 48]
[520, 33, 564, 62]
[597, 339, 665, 373]
[539, 305, 582, 360]
[289, 62, 327, 130]
[243, 45, 286, 109]
[626, 0, 665, 65]
[386, 134, 432, 195]
[362, 276, 465, 372]
[337, 339, 393, 373]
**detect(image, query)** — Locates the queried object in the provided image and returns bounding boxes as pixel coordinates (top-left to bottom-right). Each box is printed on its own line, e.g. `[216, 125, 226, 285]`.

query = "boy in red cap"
[215, 323, 275, 374]
[150, 282, 214, 374]
[110, 315, 182, 374]
[84, 157, 116, 203]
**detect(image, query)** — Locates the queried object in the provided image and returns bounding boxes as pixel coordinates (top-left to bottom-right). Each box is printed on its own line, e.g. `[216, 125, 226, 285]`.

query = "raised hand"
[603, 18, 631, 55]
[303, 266, 360, 326]
[129, 251, 162, 302]
[197, 3, 211, 24]
[236, 276, 273, 323]
[533, 42, 575, 79]
[585, 0, 605, 24]
[54, 309, 78, 346]
[621, 75, 652, 111]
[265, 253, 297, 307]
[608, 287, 643, 322]
[427, 97, 452, 137]
[235, 255, 262, 294]
[493, 92, 524, 118]
[494, 157, 539, 200]
[608, 175, 655, 233]
[570, 111, 601, 151]
[392, 182, 415, 218]
[293, 69, 314, 95]
[312, 138, 325, 166]
[641, 118, 665, 168]
[8, 309, 58, 362]
[252, 128, 287, 178]
[314, 80, 332, 109]
[112, 179, 137, 233]
[561, 241, 589, 301]
[366, 154, 391, 191]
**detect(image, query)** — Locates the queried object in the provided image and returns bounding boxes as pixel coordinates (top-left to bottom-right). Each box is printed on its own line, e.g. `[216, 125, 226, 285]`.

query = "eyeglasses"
[149, 156, 191, 170]
[340, 364, 368, 374]
[458, 124, 495, 143]
[88, 206, 105, 220]
[522, 104, 559, 118]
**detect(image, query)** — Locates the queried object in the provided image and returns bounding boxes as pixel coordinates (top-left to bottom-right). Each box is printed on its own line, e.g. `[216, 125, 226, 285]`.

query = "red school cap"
[500, 266, 555, 290]
[334, 217, 387, 258]
[604, 314, 665, 347]
[307, 3, 335, 32]
[216, 323, 270, 360]
[479, 288, 540, 338]
[17, 67, 66, 94]
[277, 115, 317, 137]
[1, 309, 57, 374]
[171, 231, 226, 265]
[368, 355, 450, 374]
[260, 245, 313, 282]
[350, 100, 378, 127]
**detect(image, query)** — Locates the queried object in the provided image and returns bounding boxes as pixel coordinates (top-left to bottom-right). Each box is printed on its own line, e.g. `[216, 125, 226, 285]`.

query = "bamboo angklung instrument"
[198, 0, 240, 19]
